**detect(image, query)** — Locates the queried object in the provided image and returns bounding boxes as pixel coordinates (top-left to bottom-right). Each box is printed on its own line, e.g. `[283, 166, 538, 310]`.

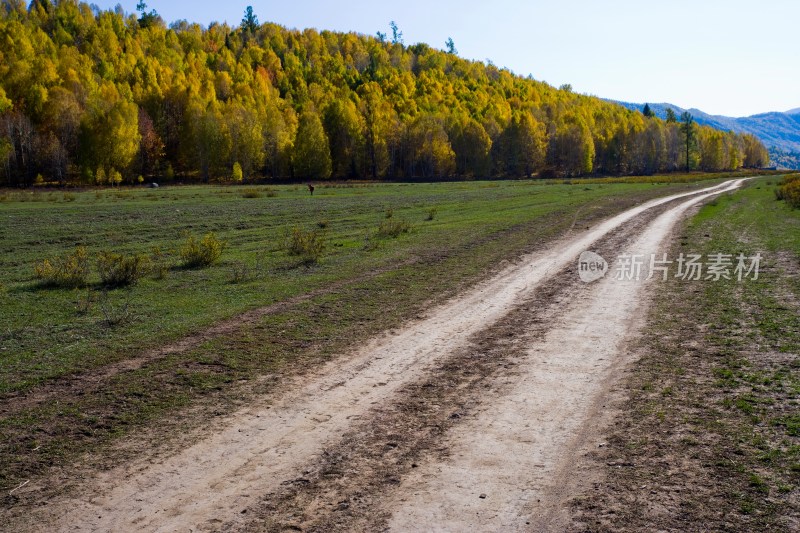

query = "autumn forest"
[0, 1, 770, 186]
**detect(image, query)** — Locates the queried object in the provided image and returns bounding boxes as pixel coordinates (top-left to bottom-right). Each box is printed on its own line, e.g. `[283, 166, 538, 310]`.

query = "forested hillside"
[0, 1, 770, 186]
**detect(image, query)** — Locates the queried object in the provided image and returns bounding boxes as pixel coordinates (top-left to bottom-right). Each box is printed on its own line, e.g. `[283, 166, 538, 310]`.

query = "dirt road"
[34, 180, 744, 532]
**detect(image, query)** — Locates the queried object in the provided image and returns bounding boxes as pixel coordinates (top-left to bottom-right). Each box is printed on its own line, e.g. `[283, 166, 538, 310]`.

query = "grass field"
[573, 176, 800, 530]
[0, 172, 777, 495]
[0, 177, 747, 396]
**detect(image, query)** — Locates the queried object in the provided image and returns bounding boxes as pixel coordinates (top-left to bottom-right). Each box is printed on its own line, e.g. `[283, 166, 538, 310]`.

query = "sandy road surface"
[32, 180, 744, 532]
[384, 181, 745, 532]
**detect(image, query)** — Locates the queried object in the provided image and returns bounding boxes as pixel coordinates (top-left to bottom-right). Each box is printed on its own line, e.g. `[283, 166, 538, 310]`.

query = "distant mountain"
[769, 148, 800, 170]
[608, 100, 800, 169]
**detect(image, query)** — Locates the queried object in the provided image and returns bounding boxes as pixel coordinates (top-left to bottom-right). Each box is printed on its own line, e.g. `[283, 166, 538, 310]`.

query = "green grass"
[0, 178, 740, 397]
[0, 175, 771, 495]
[688, 180, 800, 527]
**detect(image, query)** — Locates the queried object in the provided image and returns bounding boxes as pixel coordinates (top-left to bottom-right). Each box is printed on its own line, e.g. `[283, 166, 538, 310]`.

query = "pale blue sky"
[95, 0, 799, 117]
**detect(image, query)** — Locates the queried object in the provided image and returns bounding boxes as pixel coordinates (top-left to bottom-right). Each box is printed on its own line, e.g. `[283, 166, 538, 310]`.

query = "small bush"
[362, 232, 381, 251]
[232, 162, 243, 183]
[108, 168, 123, 187]
[377, 218, 412, 238]
[62, 192, 76, 202]
[97, 251, 151, 287]
[286, 227, 326, 264]
[385, 207, 394, 219]
[317, 220, 329, 229]
[781, 181, 800, 208]
[34, 246, 90, 288]
[776, 175, 800, 208]
[241, 187, 262, 198]
[99, 289, 133, 327]
[229, 260, 254, 283]
[426, 207, 438, 221]
[180, 233, 225, 268]
[17, 192, 43, 202]
[264, 188, 278, 197]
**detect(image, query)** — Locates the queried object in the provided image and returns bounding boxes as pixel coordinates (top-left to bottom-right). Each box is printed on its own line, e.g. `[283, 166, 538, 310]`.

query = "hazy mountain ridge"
[609, 100, 800, 169]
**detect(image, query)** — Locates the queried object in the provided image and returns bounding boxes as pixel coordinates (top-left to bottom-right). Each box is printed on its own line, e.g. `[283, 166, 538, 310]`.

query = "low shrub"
[99, 289, 133, 327]
[180, 233, 225, 268]
[33, 246, 90, 288]
[241, 188, 262, 198]
[16, 192, 43, 202]
[97, 251, 151, 287]
[229, 260, 256, 283]
[780, 181, 800, 208]
[377, 218, 412, 238]
[776, 174, 800, 208]
[426, 207, 438, 221]
[362, 232, 381, 251]
[287, 226, 326, 264]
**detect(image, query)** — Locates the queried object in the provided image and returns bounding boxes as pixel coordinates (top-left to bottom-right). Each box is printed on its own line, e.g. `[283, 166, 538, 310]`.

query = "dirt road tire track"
[231, 202, 662, 532]
[18, 180, 745, 532]
[385, 183, 746, 531]
[230, 180, 746, 532]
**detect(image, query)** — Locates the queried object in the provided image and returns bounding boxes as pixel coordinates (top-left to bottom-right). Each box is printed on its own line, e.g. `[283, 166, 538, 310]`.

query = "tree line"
[0, 1, 770, 186]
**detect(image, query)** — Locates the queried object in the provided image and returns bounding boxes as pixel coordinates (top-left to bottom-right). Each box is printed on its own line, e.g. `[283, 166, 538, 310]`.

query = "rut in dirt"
[24, 180, 744, 533]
